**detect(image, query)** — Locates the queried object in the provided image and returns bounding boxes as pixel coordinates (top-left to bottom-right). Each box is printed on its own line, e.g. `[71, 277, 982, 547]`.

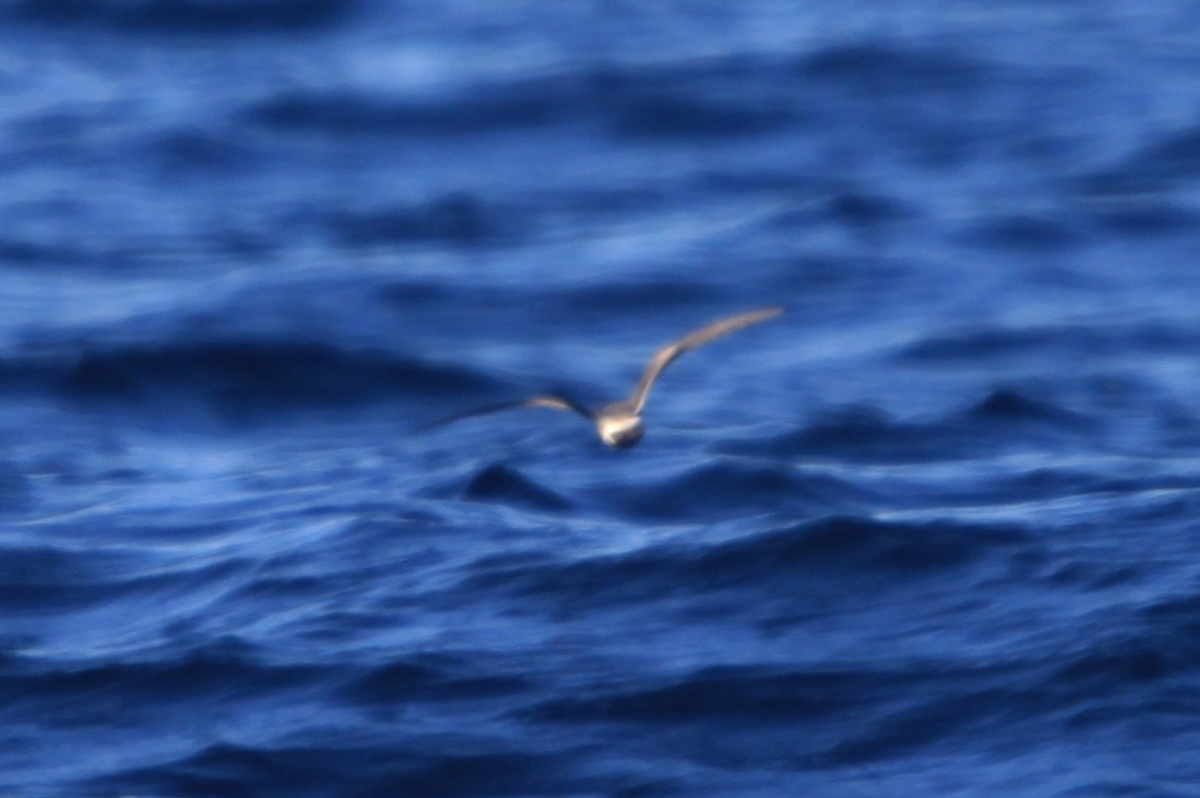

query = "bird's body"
[594, 400, 645, 448]
[434, 307, 782, 448]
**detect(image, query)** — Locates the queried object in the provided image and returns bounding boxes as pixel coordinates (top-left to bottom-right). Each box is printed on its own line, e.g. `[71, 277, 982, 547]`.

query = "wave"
[959, 212, 1087, 251]
[0, 463, 30, 515]
[337, 656, 535, 706]
[11, 0, 353, 35]
[0, 236, 84, 268]
[0, 339, 499, 419]
[379, 276, 721, 330]
[522, 658, 1024, 770]
[0, 637, 319, 718]
[92, 742, 588, 798]
[522, 584, 1200, 769]
[528, 663, 902, 724]
[599, 460, 870, 520]
[1084, 122, 1200, 188]
[1071, 122, 1200, 233]
[463, 515, 1032, 607]
[462, 464, 573, 512]
[40, 587, 1192, 794]
[797, 42, 991, 97]
[965, 389, 1097, 431]
[1133, 591, 1200, 678]
[725, 388, 1105, 464]
[446, 459, 866, 519]
[899, 323, 1200, 361]
[0, 542, 251, 614]
[147, 127, 257, 176]
[328, 193, 506, 249]
[0, 545, 103, 608]
[733, 404, 966, 463]
[244, 58, 805, 143]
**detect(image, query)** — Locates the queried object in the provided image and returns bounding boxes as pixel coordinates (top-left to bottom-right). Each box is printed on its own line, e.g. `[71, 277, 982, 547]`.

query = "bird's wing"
[423, 394, 595, 430]
[627, 307, 783, 414]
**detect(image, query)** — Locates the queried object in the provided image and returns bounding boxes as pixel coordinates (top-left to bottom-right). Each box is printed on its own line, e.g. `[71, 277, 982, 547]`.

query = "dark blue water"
[4, 2, 1200, 796]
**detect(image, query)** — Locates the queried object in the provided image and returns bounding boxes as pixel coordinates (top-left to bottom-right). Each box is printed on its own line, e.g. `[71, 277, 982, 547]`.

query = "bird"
[432, 307, 783, 448]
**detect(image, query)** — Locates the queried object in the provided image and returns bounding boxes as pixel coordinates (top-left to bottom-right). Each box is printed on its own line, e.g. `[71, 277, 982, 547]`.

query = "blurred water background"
[3, 2, 1200, 796]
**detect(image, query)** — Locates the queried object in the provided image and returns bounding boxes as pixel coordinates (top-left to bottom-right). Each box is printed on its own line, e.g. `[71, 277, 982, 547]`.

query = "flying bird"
[433, 307, 783, 448]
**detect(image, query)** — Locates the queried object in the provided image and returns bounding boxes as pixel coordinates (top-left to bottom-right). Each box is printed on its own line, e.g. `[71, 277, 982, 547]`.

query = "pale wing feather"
[425, 394, 594, 430]
[628, 307, 783, 414]
[519, 395, 594, 417]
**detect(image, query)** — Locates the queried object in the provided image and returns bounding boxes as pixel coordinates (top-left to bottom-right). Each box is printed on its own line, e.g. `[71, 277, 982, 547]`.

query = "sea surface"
[4, 2, 1200, 796]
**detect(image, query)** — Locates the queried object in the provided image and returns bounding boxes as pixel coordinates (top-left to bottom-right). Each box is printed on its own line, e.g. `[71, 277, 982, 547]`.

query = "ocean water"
[4, 2, 1200, 796]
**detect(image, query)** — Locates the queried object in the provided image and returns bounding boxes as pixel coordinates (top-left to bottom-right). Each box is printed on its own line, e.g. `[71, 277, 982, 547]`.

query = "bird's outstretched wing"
[424, 394, 595, 431]
[627, 307, 783, 414]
